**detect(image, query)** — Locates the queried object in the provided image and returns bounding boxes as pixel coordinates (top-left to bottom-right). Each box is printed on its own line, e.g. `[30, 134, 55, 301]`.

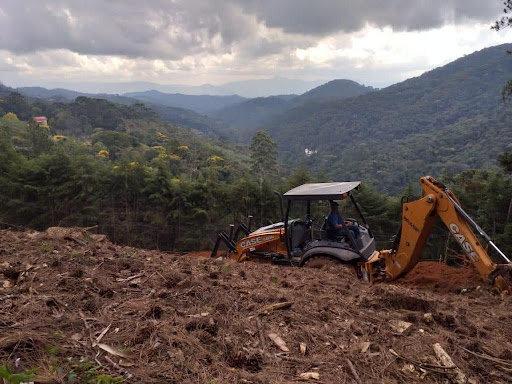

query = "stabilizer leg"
[211, 231, 237, 258]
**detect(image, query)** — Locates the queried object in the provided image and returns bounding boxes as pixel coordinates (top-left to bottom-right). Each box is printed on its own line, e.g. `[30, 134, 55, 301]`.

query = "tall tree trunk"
[507, 197, 512, 223]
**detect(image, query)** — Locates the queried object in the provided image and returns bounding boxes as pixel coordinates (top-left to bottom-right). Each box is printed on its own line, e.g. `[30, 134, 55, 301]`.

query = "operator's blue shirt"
[327, 213, 341, 229]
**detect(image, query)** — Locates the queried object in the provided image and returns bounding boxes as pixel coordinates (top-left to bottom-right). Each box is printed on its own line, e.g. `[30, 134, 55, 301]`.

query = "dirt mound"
[1, 228, 511, 383]
[399, 261, 484, 293]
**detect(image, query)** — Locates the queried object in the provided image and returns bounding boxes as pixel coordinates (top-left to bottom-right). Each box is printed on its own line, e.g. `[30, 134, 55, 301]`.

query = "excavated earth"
[1, 228, 511, 383]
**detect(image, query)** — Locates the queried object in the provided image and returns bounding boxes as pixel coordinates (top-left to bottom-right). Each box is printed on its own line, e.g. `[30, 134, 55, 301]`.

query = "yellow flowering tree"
[53, 135, 67, 142]
[2, 112, 19, 122]
[97, 149, 110, 158]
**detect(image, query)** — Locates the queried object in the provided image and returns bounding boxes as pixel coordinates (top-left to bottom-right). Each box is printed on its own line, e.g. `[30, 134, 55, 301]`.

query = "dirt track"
[1, 228, 511, 383]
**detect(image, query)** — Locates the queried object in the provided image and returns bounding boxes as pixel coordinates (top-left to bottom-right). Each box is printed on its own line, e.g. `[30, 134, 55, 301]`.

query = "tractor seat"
[320, 217, 350, 242]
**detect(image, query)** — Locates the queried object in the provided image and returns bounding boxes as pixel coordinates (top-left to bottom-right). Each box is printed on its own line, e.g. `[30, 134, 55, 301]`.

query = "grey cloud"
[239, 0, 502, 35]
[0, 0, 504, 61]
[0, 0, 253, 59]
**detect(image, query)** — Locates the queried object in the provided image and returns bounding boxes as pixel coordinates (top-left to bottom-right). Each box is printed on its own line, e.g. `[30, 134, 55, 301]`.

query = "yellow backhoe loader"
[211, 176, 512, 292]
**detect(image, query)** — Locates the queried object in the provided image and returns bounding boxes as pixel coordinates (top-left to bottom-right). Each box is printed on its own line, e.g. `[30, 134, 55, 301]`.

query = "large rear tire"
[303, 255, 340, 268]
[302, 255, 357, 276]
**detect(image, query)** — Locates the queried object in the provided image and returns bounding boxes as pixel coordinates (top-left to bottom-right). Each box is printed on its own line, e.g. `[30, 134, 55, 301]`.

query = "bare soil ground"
[1, 228, 511, 383]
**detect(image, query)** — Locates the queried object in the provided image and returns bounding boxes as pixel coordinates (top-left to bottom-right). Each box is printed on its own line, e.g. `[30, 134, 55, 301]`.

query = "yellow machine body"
[231, 228, 287, 262]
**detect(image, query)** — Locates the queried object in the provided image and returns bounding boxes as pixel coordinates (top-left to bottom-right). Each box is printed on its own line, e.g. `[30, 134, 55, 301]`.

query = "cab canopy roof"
[283, 182, 361, 200]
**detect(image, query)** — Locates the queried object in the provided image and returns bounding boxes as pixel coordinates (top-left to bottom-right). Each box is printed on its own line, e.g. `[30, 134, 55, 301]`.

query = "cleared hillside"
[1, 227, 511, 383]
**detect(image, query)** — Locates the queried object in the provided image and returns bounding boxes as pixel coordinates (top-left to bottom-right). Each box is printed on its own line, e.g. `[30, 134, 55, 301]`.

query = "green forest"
[264, 44, 512, 193]
[0, 93, 265, 251]
[0, 90, 511, 259]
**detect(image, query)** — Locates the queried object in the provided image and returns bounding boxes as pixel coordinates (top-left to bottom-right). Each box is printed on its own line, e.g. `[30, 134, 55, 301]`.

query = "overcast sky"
[1, 0, 512, 92]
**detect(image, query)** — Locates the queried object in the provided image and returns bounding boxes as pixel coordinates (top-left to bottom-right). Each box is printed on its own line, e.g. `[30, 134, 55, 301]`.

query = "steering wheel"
[303, 215, 317, 229]
[344, 217, 359, 227]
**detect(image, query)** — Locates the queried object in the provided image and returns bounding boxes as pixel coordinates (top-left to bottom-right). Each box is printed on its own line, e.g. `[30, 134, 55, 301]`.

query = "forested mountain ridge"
[0, 91, 243, 166]
[292, 79, 375, 104]
[265, 44, 512, 193]
[14, 86, 230, 139]
[211, 79, 373, 142]
[17, 86, 140, 106]
[20, 77, 323, 97]
[146, 103, 233, 138]
[13, 79, 373, 142]
[17, 86, 94, 101]
[0, 82, 15, 98]
[211, 96, 293, 142]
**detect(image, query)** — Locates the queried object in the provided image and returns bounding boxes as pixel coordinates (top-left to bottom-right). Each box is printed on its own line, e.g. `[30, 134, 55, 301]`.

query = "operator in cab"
[327, 201, 360, 248]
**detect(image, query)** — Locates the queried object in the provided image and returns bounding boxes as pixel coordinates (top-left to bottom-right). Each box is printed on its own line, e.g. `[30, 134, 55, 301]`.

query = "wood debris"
[433, 343, 467, 384]
[389, 320, 413, 335]
[115, 274, 144, 282]
[300, 342, 307, 356]
[360, 341, 371, 353]
[186, 312, 210, 318]
[95, 343, 130, 359]
[268, 333, 289, 352]
[346, 358, 362, 384]
[299, 371, 319, 380]
[249, 301, 293, 318]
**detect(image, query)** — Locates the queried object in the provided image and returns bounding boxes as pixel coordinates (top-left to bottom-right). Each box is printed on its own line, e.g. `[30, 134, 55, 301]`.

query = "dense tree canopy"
[262, 44, 512, 193]
[249, 130, 278, 182]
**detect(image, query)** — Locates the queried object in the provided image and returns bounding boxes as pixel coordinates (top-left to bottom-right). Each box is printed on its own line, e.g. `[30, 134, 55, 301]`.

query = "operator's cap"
[329, 200, 339, 208]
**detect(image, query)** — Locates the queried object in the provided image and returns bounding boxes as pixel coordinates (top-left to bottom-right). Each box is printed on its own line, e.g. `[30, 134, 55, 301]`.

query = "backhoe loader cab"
[283, 182, 376, 264]
[211, 181, 376, 267]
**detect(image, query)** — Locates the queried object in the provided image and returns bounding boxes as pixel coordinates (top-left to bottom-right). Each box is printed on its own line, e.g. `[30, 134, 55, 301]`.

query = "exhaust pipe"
[247, 215, 253, 233]
[274, 191, 284, 223]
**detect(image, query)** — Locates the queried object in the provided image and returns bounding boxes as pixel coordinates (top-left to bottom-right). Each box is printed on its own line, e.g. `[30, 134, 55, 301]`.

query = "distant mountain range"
[16, 86, 138, 105]
[210, 80, 375, 141]
[14, 77, 374, 141]
[11, 77, 326, 98]
[123, 91, 247, 114]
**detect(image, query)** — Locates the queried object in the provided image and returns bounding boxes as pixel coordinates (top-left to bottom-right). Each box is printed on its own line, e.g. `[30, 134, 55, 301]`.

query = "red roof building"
[32, 116, 48, 125]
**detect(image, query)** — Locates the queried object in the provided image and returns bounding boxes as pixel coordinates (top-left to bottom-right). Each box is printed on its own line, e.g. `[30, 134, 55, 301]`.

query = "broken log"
[433, 343, 467, 384]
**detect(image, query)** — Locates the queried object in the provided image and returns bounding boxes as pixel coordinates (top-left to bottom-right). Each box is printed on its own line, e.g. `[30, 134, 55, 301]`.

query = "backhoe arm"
[382, 189, 437, 279]
[366, 176, 511, 292]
